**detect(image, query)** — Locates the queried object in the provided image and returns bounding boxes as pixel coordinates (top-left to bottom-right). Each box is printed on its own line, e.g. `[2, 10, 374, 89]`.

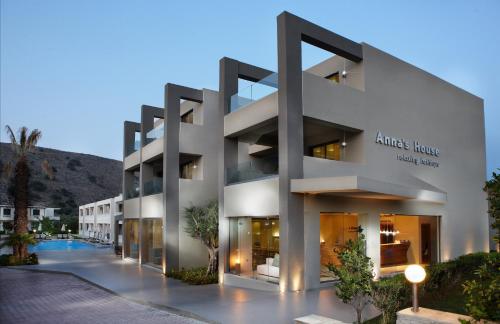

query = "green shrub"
[0, 253, 38, 266]
[372, 274, 411, 324]
[424, 252, 494, 292]
[424, 260, 459, 292]
[462, 254, 500, 322]
[166, 267, 218, 285]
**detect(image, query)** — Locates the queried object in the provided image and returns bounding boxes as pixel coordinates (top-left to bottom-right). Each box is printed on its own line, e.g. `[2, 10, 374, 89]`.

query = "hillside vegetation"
[0, 142, 122, 217]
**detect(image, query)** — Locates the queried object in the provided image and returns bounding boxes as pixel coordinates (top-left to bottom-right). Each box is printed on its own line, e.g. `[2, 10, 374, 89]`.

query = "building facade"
[0, 205, 60, 232]
[122, 87, 219, 271]
[78, 195, 123, 244]
[122, 12, 489, 292]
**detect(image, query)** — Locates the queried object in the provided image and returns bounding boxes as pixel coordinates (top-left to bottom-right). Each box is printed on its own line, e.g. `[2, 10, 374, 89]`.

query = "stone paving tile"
[0, 268, 205, 324]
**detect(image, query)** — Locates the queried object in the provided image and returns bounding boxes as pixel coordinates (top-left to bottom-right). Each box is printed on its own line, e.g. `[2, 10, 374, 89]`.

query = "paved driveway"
[14, 249, 378, 324]
[0, 268, 204, 324]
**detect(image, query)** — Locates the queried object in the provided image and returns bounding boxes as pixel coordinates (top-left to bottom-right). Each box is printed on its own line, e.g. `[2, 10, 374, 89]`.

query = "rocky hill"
[0, 142, 122, 216]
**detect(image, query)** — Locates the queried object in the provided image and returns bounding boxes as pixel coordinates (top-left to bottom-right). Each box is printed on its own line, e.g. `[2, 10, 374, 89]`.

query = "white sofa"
[256, 257, 279, 278]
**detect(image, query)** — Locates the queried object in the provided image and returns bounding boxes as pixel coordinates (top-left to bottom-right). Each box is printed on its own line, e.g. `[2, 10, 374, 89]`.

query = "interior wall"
[392, 215, 420, 264]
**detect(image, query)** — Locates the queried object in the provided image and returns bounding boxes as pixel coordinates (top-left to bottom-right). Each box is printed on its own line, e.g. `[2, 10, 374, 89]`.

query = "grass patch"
[166, 267, 218, 285]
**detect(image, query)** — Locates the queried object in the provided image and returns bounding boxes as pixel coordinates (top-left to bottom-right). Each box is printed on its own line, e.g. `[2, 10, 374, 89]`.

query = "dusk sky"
[1, 0, 499, 176]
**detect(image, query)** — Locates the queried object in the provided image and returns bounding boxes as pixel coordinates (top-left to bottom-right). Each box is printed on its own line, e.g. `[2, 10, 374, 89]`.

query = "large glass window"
[320, 213, 358, 282]
[141, 218, 163, 267]
[124, 219, 139, 259]
[380, 214, 438, 275]
[228, 217, 280, 283]
[311, 142, 341, 161]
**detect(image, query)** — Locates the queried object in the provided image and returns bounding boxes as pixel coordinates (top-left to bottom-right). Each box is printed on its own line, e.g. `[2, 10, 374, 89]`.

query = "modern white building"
[121, 12, 489, 292]
[78, 194, 123, 244]
[0, 205, 61, 232]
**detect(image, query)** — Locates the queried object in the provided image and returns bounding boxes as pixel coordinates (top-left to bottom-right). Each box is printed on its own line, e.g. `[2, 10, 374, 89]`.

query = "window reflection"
[228, 217, 280, 283]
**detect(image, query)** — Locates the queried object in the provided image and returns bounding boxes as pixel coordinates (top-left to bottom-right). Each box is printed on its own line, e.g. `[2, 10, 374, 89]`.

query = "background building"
[78, 195, 123, 244]
[0, 205, 60, 233]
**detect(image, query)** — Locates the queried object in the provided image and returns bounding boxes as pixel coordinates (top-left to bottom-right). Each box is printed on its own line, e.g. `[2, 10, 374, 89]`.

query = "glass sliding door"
[141, 218, 163, 267]
[380, 214, 439, 275]
[228, 217, 280, 283]
[124, 219, 139, 259]
[320, 213, 358, 282]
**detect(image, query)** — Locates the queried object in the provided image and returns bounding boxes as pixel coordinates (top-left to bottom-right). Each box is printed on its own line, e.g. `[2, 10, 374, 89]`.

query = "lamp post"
[404, 264, 426, 312]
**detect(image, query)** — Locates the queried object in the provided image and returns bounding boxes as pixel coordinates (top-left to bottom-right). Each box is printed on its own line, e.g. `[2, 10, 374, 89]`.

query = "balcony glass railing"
[143, 178, 163, 196]
[125, 140, 141, 156]
[226, 156, 278, 185]
[126, 186, 140, 199]
[229, 72, 278, 112]
[145, 124, 165, 145]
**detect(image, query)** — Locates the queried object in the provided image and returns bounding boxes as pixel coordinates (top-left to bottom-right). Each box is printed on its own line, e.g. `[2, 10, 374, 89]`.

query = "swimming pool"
[29, 240, 98, 252]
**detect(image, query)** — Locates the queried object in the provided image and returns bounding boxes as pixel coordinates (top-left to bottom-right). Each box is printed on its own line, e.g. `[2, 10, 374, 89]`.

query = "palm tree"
[4, 126, 42, 260]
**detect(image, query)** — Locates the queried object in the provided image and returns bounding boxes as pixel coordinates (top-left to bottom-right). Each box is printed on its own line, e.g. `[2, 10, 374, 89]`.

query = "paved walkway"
[14, 249, 378, 324]
[0, 268, 204, 324]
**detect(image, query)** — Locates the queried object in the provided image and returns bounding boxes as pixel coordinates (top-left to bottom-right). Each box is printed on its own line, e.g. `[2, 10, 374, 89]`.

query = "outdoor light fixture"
[404, 264, 426, 312]
[341, 70, 347, 78]
[341, 131, 347, 147]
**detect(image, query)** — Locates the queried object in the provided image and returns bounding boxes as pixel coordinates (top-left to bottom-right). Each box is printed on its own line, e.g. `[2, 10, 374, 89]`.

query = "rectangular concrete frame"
[217, 57, 275, 282]
[163, 83, 203, 273]
[277, 11, 363, 291]
[141, 105, 164, 148]
[122, 121, 140, 261]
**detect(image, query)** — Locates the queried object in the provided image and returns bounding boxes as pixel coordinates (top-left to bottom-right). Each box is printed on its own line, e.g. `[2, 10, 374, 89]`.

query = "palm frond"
[5, 125, 17, 145]
[26, 129, 42, 152]
[19, 126, 28, 153]
[5, 125, 19, 155]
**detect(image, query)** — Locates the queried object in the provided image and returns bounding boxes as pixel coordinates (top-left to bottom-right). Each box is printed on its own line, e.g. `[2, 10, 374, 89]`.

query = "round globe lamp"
[404, 264, 426, 312]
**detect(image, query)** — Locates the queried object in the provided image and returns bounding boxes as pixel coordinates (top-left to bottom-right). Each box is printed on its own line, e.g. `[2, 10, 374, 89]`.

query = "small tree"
[328, 233, 374, 324]
[485, 169, 500, 250]
[372, 275, 410, 324]
[184, 200, 218, 276]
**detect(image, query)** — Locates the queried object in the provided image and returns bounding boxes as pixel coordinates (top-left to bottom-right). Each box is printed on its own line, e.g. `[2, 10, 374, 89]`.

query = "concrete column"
[278, 12, 305, 292]
[303, 195, 320, 290]
[359, 212, 381, 278]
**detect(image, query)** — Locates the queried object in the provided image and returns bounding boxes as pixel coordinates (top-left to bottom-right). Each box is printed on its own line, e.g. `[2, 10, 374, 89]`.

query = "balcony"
[125, 140, 141, 156]
[143, 178, 163, 196]
[145, 124, 164, 145]
[226, 156, 278, 185]
[230, 72, 278, 112]
[125, 186, 140, 199]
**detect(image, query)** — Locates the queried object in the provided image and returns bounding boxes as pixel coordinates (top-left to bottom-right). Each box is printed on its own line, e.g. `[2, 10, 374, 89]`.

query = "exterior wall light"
[404, 264, 426, 312]
[341, 70, 347, 78]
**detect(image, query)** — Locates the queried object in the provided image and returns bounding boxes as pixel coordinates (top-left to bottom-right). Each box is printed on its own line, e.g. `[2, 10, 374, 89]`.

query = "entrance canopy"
[291, 176, 446, 203]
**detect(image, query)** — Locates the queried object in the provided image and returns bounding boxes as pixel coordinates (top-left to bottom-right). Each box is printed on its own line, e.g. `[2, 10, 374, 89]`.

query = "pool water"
[29, 240, 97, 252]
